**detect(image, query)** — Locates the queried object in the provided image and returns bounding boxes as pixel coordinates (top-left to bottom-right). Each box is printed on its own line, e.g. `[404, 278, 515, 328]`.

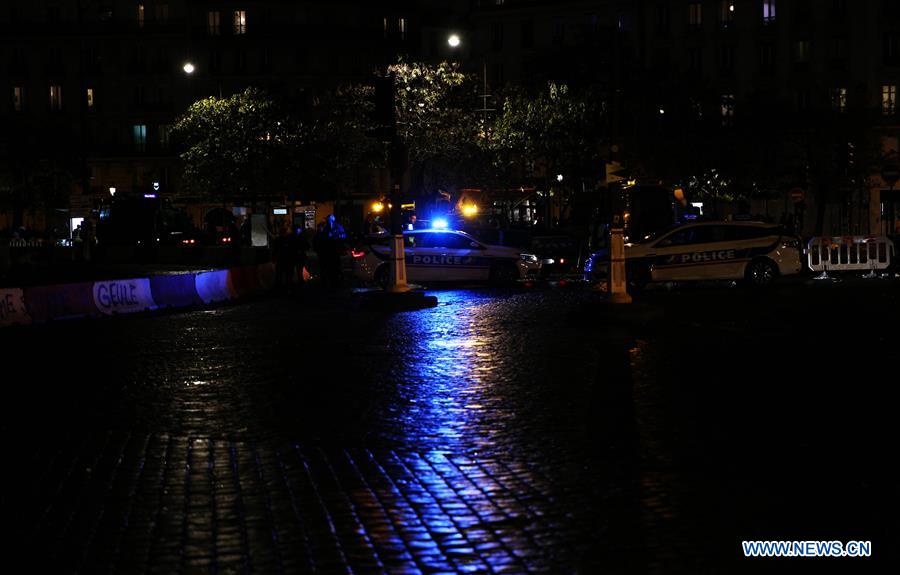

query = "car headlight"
[519, 253, 539, 264]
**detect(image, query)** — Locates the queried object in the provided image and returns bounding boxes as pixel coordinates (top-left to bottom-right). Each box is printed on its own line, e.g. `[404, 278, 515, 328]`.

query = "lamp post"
[447, 33, 494, 137]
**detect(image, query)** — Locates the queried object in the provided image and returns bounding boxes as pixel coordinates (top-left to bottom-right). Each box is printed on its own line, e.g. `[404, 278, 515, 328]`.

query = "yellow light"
[462, 204, 478, 217]
[626, 179, 637, 187]
[372, 202, 384, 213]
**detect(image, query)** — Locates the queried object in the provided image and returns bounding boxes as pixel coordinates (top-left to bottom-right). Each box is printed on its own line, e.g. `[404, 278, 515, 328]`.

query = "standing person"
[273, 225, 297, 292]
[81, 220, 95, 263]
[315, 214, 346, 290]
[294, 224, 310, 288]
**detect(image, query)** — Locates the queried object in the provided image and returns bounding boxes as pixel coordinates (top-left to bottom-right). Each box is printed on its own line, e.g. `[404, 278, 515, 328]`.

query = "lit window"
[763, 0, 776, 24]
[830, 88, 847, 112]
[13, 86, 24, 111]
[137, 4, 144, 28]
[155, 3, 168, 22]
[721, 94, 735, 125]
[884, 85, 897, 116]
[207, 11, 221, 36]
[689, 2, 702, 29]
[233, 10, 247, 35]
[399, 17, 407, 40]
[133, 124, 147, 151]
[50, 85, 62, 110]
[86, 87, 94, 108]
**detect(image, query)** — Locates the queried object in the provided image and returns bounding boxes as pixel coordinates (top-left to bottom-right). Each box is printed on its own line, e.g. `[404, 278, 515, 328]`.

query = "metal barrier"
[7, 239, 47, 248]
[807, 235, 894, 277]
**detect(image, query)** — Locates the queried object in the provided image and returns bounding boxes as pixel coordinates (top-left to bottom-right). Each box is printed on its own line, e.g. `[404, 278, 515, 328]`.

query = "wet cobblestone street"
[2, 285, 896, 573]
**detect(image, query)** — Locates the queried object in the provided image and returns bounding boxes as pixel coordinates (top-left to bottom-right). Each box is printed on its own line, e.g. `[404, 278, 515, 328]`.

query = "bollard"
[607, 226, 632, 304]
[387, 234, 411, 293]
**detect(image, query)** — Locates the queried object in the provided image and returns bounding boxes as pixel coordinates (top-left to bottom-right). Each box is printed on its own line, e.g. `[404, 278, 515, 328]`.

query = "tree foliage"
[490, 82, 606, 184]
[387, 61, 485, 194]
[172, 87, 306, 204]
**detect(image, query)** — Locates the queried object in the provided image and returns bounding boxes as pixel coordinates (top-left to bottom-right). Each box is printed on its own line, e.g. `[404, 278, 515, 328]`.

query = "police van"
[353, 229, 542, 286]
[584, 221, 802, 289]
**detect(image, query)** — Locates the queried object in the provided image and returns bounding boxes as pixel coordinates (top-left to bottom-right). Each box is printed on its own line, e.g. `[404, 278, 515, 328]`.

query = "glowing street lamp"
[372, 201, 385, 213]
[182, 62, 195, 75]
[447, 34, 461, 48]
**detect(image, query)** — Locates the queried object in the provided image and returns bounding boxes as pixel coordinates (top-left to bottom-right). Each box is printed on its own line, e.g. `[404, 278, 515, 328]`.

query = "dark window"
[209, 49, 221, 74]
[760, 43, 775, 72]
[688, 2, 702, 30]
[884, 0, 900, 20]
[235, 50, 247, 73]
[689, 46, 703, 75]
[656, 4, 670, 34]
[491, 22, 504, 51]
[796, 88, 810, 112]
[521, 19, 534, 48]
[132, 46, 147, 72]
[720, 45, 735, 74]
[155, 47, 170, 73]
[885, 33, 900, 66]
[492, 63, 504, 88]
[553, 21, 564, 46]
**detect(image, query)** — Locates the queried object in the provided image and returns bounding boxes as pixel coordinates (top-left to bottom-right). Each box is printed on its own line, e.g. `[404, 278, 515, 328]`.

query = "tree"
[386, 61, 486, 197]
[489, 82, 606, 224]
[303, 84, 381, 200]
[172, 87, 306, 206]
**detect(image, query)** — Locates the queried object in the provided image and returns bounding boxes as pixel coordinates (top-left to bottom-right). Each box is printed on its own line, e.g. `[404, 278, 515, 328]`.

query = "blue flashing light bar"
[432, 218, 449, 229]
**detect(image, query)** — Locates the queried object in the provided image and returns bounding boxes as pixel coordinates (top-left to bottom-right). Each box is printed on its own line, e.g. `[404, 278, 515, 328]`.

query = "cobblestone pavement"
[2, 285, 897, 573]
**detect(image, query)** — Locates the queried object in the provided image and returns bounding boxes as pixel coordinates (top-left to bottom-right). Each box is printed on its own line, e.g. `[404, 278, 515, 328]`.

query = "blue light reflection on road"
[382, 290, 511, 454]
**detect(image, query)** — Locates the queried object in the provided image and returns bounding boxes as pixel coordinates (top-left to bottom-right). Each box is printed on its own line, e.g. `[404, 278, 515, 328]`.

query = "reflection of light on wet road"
[386, 290, 501, 453]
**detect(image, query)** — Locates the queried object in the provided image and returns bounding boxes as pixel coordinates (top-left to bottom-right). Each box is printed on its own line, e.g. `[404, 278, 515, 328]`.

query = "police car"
[353, 229, 542, 286]
[584, 221, 802, 289]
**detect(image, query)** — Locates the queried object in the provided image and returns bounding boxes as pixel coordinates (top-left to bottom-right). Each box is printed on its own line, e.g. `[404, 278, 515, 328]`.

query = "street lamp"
[446, 34, 494, 139]
[182, 62, 195, 75]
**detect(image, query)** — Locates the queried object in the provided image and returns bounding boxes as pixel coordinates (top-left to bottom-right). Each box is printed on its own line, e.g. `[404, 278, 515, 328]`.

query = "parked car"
[584, 220, 802, 289]
[353, 229, 542, 287]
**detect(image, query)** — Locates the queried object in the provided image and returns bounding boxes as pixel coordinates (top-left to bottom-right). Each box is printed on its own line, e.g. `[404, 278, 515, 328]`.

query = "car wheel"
[745, 258, 778, 287]
[490, 261, 520, 285]
[374, 264, 389, 289]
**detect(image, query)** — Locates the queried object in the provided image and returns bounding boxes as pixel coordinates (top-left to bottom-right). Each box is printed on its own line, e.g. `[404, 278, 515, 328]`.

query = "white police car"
[584, 221, 802, 289]
[353, 229, 542, 286]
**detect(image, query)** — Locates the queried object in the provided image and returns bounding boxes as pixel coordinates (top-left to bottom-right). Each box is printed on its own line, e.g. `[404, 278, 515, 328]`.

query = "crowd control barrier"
[4, 261, 278, 327]
[807, 235, 894, 276]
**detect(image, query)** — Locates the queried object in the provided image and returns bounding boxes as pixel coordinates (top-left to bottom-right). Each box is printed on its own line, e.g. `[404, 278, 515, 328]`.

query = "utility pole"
[375, 72, 410, 292]
[475, 62, 495, 136]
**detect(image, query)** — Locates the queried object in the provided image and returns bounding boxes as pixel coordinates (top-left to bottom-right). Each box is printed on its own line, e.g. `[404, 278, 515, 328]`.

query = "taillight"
[220, 236, 232, 244]
[351, 249, 366, 258]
